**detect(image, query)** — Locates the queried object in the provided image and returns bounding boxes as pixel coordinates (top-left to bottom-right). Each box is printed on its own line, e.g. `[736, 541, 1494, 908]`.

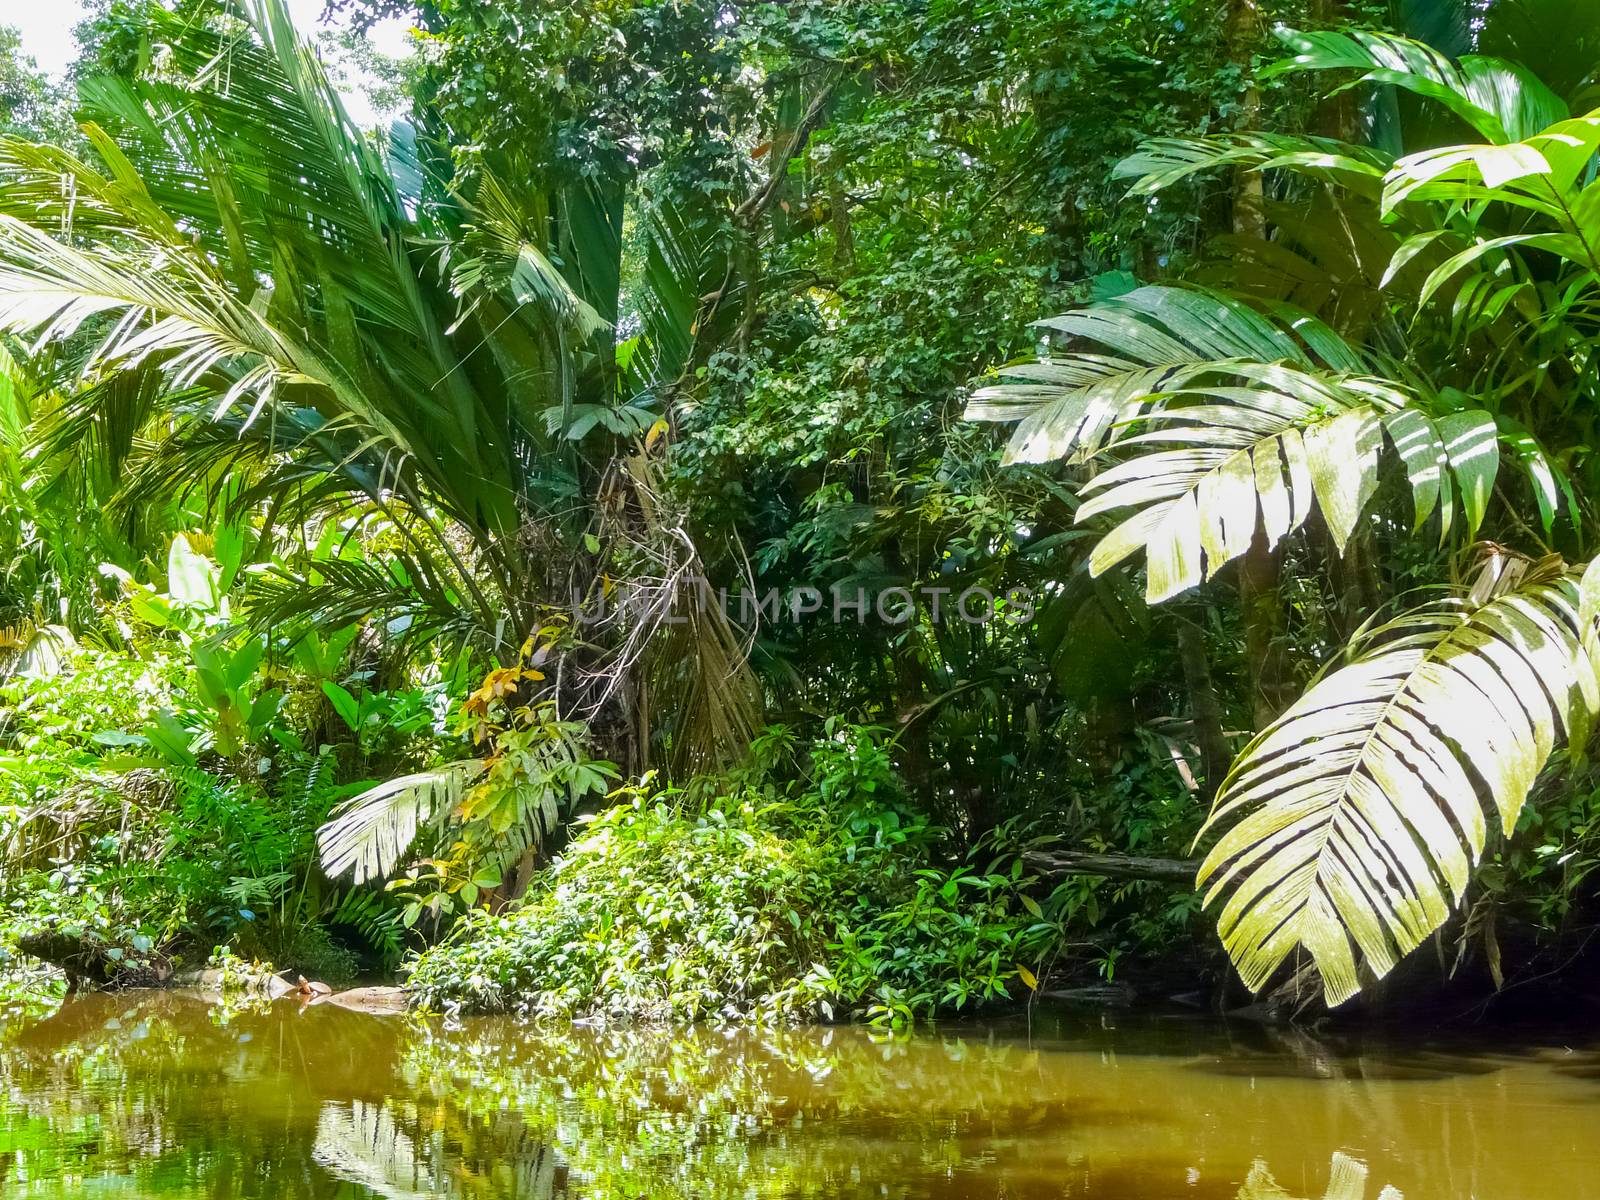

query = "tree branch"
[734, 78, 838, 228]
[1025, 849, 1198, 885]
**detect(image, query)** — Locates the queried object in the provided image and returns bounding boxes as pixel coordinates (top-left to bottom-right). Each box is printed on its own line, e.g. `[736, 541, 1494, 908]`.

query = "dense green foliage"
[0, 621, 441, 1008]
[407, 731, 1061, 1023]
[3, 0, 1600, 1022]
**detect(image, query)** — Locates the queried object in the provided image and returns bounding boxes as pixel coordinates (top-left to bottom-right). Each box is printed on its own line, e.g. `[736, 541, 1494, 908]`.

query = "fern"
[328, 888, 406, 969]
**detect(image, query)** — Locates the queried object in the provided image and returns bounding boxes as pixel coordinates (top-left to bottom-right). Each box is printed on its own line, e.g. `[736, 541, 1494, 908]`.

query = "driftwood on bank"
[1023, 849, 1198, 885]
[17, 932, 160, 991]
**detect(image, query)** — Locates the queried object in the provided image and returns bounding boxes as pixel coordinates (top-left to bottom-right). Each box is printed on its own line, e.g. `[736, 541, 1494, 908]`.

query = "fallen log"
[18, 933, 126, 991]
[1023, 849, 1198, 885]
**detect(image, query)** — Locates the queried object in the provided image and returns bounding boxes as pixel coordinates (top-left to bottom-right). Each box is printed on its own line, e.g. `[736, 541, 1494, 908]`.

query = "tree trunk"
[1226, 0, 1295, 731]
[829, 176, 854, 275]
[1313, 0, 1357, 141]
[1228, 0, 1266, 243]
[1313, 515, 1382, 644]
[882, 536, 935, 802]
[1174, 615, 1233, 801]
[1238, 532, 1295, 729]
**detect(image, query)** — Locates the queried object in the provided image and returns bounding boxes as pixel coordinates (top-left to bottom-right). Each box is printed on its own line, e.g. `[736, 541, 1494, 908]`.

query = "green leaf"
[318, 760, 487, 884]
[322, 681, 362, 732]
[1196, 564, 1589, 1005]
[1499, 418, 1564, 534]
[1267, 27, 1567, 145]
[1436, 411, 1500, 535]
[1379, 409, 1448, 534]
[146, 710, 198, 767]
[91, 729, 148, 748]
[247, 688, 285, 736]
[223, 638, 264, 691]
[1415, 233, 1587, 307]
[1075, 373, 1464, 600]
[1303, 408, 1383, 554]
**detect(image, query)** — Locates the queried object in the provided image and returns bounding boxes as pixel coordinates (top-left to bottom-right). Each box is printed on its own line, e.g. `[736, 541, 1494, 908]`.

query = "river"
[2, 992, 1597, 1197]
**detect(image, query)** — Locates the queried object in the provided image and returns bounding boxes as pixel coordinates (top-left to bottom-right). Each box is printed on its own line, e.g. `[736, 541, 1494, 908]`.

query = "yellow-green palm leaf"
[964, 285, 1365, 467]
[318, 761, 486, 885]
[1074, 375, 1498, 603]
[1196, 557, 1600, 1005]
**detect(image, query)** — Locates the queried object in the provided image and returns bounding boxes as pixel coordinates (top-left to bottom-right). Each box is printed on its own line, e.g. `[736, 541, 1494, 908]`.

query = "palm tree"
[974, 25, 1600, 1003]
[0, 0, 758, 771]
[0, 0, 768, 899]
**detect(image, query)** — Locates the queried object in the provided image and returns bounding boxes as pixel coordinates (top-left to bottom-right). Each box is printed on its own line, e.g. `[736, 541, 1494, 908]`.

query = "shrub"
[406, 790, 844, 1020]
[0, 644, 410, 989]
[406, 758, 1060, 1024]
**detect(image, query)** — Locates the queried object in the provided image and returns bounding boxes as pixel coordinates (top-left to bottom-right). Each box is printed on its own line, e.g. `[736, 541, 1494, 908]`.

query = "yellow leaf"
[1016, 965, 1039, 991]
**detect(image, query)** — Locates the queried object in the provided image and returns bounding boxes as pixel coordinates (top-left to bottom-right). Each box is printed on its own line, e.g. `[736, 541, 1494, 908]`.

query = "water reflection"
[1238, 1153, 1401, 1200]
[1, 993, 1597, 1198]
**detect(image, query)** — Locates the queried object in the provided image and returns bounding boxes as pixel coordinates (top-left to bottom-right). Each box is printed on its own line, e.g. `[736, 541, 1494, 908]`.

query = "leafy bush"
[408, 789, 842, 1020]
[1, 650, 189, 998]
[0, 649, 181, 757]
[407, 729, 1061, 1023]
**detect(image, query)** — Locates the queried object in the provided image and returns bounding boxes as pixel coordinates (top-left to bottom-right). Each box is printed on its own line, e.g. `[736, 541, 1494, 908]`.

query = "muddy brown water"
[2, 992, 1598, 1198]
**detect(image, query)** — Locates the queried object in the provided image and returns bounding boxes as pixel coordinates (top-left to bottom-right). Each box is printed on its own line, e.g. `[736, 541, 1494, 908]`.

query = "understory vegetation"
[4, 0, 1600, 1025]
[406, 741, 1069, 1024]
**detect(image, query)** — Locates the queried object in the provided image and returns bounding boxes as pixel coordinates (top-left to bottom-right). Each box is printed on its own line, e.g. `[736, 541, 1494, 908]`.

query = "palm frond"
[1267, 26, 1568, 145]
[634, 198, 731, 393]
[0, 620, 76, 679]
[0, 0, 571, 651]
[1382, 113, 1600, 220]
[970, 285, 1502, 601]
[0, 210, 355, 408]
[1115, 133, 1389, 198]
[1075, 378, 1499, 601]
[1195, 555, 1599, 1004]
[318, 760, 487, 885]
[965, 285, 1365, 466]
[449, 171, 609, 343]
[250, 551, 507, 657]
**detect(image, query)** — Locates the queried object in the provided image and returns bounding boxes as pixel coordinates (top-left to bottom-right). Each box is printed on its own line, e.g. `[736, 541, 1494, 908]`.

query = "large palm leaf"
[969, 285, 1502, 602]
[1267, 26, 1569, 145]
[1114, 132, 1389, 201]
[1195, 554, 1600, 1004]
[1379, 111, 1600, 313]
[965, 285, 1366, 465]
[1076, 373, 1499, 602]
[318, 760, 486, 885]
[0, 0, 560, 645]
[0, 0, 760, 775]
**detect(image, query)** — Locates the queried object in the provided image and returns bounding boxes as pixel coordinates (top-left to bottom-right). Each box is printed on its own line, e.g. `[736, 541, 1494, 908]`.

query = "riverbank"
[9, 776, 1600, 1032]
[14, 906, 1600, 1038]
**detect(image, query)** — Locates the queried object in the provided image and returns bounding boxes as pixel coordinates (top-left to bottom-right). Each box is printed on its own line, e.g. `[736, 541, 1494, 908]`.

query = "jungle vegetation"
[3, 0, 1600, 1023]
